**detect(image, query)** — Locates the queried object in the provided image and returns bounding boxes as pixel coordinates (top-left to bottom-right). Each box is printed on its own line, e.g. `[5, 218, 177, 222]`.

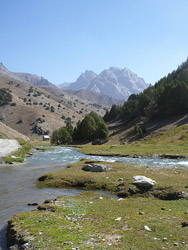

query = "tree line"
[104, 58, 188, 123]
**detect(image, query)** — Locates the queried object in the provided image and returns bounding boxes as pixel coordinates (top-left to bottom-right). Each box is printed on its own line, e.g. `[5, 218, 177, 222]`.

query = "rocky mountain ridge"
[0, 63, 56, 88]
[59, 67, 148, 100]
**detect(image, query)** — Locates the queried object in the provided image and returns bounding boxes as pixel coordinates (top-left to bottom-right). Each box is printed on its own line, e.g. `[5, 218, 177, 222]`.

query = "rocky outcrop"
[82, 163, 112, 172]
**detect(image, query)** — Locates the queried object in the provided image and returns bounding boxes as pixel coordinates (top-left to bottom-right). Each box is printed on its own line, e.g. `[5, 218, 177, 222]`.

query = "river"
[1, 147, 188, 250]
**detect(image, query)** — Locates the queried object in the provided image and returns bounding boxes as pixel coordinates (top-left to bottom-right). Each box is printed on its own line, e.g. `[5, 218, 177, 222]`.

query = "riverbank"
[1, 138, 33, 164]
[5, 147, 188, 249]
[7, 191, 188, 249]
[37, 159, 188, 199]
[0, 139, 21, 158]
[75, 143, 188, 159]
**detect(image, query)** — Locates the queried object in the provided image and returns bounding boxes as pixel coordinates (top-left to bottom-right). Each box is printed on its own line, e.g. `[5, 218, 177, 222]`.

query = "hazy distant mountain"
[64, 89, 123, 106]
[0, 63, 56, 88]
[59, 67, 148, 100]
[58, 70, 97, 90]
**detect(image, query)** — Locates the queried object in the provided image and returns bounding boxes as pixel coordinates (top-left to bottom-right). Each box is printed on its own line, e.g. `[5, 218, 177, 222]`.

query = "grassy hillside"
[106, 114, 188, 145]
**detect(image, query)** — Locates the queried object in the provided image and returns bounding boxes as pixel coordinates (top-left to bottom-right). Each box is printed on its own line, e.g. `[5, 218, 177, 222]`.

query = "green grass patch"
[161, 125, 188, 139]
[37, 160, 188, 199]
[3, 156, 24, 164]
[7, 192, 188, 249]
[75, 143, 188, 158]
[32, 140, 51, 147]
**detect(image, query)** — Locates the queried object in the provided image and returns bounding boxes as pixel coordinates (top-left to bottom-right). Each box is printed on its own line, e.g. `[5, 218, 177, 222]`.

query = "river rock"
[27, 203, 38, 206]
[118, 178, 123, 181]
[82, 163, 112, 172]
[132, 175, 156, 188]
[144, 225, 151, 231]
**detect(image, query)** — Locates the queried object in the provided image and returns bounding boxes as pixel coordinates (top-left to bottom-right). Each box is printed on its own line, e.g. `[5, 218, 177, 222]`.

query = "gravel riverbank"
[0, 139, 21, 158]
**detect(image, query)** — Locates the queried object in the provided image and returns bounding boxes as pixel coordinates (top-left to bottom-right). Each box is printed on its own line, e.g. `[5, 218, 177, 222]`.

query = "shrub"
[50, 106, 55, 112]
[17, 119, 23, 124]
[135, 124, 147, 137]
[0, 88, 12, 106]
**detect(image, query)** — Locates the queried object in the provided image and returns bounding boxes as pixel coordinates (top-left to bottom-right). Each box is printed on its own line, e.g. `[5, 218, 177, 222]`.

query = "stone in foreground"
[82, 163, 112, 172]
[132, 175, 156, 188]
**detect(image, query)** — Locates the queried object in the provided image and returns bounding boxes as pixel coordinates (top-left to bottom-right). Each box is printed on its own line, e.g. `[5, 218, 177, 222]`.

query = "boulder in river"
[82, 163, 112, 172]
[132, 175, 156, 188]
[27, 203, 38, 206]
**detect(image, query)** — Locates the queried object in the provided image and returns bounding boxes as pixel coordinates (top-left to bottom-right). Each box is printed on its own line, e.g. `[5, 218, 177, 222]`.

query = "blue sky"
[1, 0, 188, 85]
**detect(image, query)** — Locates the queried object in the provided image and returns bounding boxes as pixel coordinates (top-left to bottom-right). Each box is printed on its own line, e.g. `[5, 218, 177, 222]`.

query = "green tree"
[58, 127, 72, 144]
[51, 127, 72, 145]
[95, 122, 109, 140]
[51, 130, 59, 145]
[65, 121, 74, 136]
[79, 115, 96, 141]
[103, 105, 121, 122]
[73, 112, 109, 143]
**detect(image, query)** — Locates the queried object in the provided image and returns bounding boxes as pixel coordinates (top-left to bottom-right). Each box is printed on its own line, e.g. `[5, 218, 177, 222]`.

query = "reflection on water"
[0, 147, 188, 249]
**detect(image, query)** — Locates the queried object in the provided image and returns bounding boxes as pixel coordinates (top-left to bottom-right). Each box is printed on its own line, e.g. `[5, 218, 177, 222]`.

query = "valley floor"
[7, 156, 188, 250]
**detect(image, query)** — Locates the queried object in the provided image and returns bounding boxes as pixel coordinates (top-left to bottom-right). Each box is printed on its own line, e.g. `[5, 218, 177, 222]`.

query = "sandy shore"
[0, 139, 21, 157]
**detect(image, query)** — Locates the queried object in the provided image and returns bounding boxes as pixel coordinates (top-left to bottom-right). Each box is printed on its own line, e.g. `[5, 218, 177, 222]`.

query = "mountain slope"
[59, 67, 148, 100]
[0, 74, 107, 139]
[104, 58, 188, 143]
[64, 89, 123, 106]
[0, 63, 56, 88]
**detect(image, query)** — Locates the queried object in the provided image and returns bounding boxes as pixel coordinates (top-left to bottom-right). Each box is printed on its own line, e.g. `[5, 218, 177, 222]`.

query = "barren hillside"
[0, 75, 108, 139]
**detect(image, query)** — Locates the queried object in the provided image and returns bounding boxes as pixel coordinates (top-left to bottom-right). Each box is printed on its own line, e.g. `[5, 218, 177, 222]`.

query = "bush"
[50, 106, 55, 112]
[0, 88, 12, 106]
[17, 119, 23, 124]
[135, 124, 147, 137]
[10, 103, 16, 106]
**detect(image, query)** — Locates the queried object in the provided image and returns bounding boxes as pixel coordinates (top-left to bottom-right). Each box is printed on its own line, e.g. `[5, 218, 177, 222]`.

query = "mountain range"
[58, 67, 148, 100]
[0, 63, 56, 88]
[0, 63, 127, 106]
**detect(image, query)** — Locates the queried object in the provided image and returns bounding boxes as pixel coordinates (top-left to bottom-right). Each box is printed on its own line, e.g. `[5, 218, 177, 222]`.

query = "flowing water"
[0, 147, 188, 250]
